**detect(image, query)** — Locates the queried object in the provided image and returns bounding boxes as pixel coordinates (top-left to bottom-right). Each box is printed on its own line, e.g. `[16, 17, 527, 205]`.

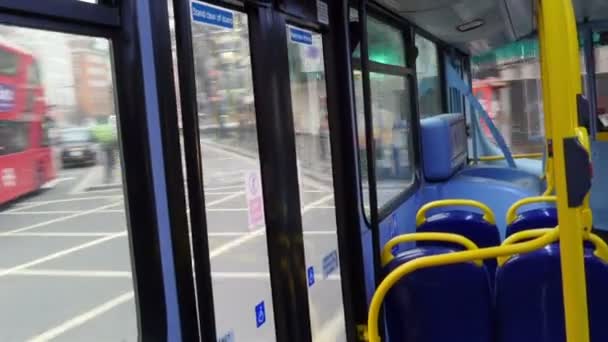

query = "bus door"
[0, 1, 200, 341]
[173, 0, 356, 340]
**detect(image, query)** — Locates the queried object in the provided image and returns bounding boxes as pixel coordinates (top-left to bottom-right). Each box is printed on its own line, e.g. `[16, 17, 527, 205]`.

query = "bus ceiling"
[374, 0, 608, 56]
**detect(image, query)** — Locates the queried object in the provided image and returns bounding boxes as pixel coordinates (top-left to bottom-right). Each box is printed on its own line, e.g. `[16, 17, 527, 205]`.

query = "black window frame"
[0, 0, 201, 341]
[350, 4, 421, 225]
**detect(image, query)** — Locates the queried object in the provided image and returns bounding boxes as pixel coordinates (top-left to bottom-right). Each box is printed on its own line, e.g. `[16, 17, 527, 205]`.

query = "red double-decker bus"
[0, 40, 55, 205]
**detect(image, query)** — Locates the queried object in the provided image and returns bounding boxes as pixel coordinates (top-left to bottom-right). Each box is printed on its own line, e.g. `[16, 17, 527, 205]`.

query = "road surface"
[0, 141, 345, 342]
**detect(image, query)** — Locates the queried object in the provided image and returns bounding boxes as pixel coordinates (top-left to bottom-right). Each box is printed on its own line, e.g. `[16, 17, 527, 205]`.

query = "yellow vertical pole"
[538, 1, 590, 341]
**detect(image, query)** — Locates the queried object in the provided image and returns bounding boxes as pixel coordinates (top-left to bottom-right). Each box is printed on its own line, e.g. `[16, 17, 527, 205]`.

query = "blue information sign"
[191, 1, 234, 30]
[322, 250, 338, 278]
[289, 27, 313, 45]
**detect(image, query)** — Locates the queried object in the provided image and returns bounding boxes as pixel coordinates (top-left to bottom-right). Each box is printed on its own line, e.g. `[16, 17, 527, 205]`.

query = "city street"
[0, 141, 344, 342]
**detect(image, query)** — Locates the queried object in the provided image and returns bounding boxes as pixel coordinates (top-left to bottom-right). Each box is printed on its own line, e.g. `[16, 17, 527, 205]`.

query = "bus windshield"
[0, 48, 18, 76]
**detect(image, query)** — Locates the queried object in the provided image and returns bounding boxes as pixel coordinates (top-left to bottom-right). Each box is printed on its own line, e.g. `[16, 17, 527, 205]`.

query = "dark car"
[59, 127, 97, 168]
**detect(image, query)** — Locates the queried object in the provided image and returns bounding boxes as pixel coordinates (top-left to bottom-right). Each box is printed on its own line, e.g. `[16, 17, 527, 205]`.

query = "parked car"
[59, 127, 97, 168]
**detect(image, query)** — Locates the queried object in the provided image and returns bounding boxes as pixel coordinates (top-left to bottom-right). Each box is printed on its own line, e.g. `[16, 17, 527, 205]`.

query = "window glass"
[28, 63, 41, 86]
[0, 121, 28, 154]
[352, 15, 406, 67]
[415, 34, 443, 117]
[186, 2, 277, 340]
[351, 11, 414, 216]
[595, 31, 608, 130]
[471, 38, 545, 155]
[0, 47, 18, 76]
[286, 25, 347, 341]
[0, 25, 136, 341]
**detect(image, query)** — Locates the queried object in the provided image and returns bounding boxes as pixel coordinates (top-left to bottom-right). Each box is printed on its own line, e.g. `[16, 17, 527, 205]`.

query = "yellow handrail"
[380, 232, 481, 267]
[476, 153, 544, 162]
[505, 196, 557, 224]
[416, 199, 496, 226]
[498, 228, 608, 266]
[367, 228, 560, 342]
[539, 0, 590, 340]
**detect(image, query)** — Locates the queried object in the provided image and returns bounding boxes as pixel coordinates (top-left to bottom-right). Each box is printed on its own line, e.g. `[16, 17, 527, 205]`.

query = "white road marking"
[2, 269, 131, 277]
[0, 201, 124, 235]
[0, 232, 125, 277]
[209, 194, 334, 258]
[203, 184, 243, 191]
[5, 196, 122, 213]
[41, 177, 75, 190]
[206, 191, 243, 206]
[27, 291, 135, 342]
[208, 230, 335, 237]
[1, 232, 119, 237]
[0, 211, 82, 215]
[69, 166, 103, 195]
[207, 208, 247, 212]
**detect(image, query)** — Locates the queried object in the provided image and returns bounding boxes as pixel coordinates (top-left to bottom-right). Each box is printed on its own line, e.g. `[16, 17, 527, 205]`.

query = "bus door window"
[286, 25, 347, 341]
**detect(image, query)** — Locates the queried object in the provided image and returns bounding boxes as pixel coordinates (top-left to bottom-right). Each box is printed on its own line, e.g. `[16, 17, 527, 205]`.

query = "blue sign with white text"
[322, 250, 338, 279]
[289, 27, 313, 45]
[307, 266, 315, 287]
[255, 301, 266, 328]
[191, 1, 234, 30]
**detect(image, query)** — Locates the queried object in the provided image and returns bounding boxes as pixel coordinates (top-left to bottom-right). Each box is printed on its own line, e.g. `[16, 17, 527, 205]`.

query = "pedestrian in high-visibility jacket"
[91, 118, 118, 184]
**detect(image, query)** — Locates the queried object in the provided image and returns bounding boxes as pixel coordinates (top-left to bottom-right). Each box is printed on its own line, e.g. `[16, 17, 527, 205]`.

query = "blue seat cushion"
[384, 246, 493, 342]
[506, 207, 558, 238]
[417, 210, 501, 276]
[496, 243, 608, 342]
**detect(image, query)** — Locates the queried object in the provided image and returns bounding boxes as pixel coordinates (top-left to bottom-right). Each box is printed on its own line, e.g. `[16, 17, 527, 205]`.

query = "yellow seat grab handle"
[505, 196, 557, 225]
[367, 228, 560, 342]
[498, 228, 608, 266]
[380, 232, 481, 267]
[416, 199, 496, 226]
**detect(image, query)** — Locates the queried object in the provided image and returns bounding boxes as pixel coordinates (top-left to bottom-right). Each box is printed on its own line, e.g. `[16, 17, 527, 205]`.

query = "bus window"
[184, 2, 277, 340]
[352, 13, 414, 217]
[0, 25, 136, 341]
[0, 48, 18, 76]
[415, 34, 443, 118]
[471, 38, 545, 155]
[286, 25, 347, 341]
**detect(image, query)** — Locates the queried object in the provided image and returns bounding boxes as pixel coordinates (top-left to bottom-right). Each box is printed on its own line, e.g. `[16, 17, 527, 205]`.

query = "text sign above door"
[191, 1, 234, 30]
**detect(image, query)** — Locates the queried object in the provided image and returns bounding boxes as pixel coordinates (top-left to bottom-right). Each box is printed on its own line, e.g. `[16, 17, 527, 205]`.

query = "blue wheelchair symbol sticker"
[307, 266, 315, 287]
[255, 301, 266, 328]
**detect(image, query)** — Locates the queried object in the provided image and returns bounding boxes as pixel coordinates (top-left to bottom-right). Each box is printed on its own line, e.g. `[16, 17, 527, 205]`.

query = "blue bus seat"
[417, 210, 501, 276]
[384, 246, 493, 342]
[506, 207, 558, 238]
[496, 243, 608, 342]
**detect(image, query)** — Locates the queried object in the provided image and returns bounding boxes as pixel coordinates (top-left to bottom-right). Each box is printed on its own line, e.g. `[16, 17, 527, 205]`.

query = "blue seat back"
[417, 210, 501, 276]
[506, 207, 558, 238]
[496, 243, 608, 342]
[384, 246, 493, 342]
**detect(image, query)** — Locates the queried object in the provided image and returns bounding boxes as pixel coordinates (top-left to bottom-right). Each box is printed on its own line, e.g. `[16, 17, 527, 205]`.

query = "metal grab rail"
[380, 232, 481, 267]
[498, 228, 608, 266]
[505, 196, 557, 224]
[367, 228, 560, 342]
[475, 153, 544, 162]
[415, 199, 496, 226]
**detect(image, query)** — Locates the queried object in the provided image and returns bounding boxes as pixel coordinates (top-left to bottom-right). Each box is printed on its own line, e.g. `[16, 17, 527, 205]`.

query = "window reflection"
[415, 34, 443, 118]
[351, 12, 414, 215]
